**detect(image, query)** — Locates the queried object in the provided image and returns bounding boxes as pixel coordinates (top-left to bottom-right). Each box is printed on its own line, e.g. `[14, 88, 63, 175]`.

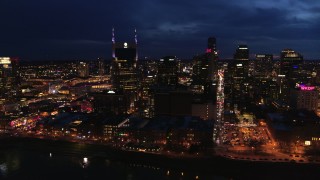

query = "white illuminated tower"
[134, 28, 138, 67]
[214, 69, 224, 143]
[112, 27, 115, 58]
[135, 28, 138, 60]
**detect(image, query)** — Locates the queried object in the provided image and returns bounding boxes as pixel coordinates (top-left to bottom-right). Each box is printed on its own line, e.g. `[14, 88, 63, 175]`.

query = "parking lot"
[220, 122, 275, 152]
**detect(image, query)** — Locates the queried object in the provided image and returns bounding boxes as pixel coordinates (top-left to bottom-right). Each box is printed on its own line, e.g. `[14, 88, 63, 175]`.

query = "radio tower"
[134, 28, 138, 67]
[112, 27, 115, 58]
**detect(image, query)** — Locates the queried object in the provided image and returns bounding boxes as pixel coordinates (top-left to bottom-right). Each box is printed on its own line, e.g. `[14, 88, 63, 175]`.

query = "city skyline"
[2, 40, 320, 176]
[0, 0, 320, 60]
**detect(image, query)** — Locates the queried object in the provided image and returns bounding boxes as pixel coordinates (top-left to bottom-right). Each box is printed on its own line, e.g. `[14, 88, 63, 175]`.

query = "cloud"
[0, 0, 319, 59]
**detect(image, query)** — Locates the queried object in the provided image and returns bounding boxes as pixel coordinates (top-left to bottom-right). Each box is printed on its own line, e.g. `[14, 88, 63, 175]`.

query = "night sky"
[0, 0, 319, 60]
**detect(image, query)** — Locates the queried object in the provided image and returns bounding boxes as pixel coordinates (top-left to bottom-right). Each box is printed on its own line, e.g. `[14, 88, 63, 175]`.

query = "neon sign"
[300, 86, 315, 91]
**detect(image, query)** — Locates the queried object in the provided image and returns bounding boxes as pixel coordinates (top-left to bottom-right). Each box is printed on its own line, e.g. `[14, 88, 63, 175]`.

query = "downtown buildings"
[2, 31, 320, 154]
[0, 57, 19, 98]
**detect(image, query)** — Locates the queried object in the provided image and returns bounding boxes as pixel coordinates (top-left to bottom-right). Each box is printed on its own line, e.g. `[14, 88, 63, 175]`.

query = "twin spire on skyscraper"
[112, 27, 138, 45]
[112, 27, 138, 60]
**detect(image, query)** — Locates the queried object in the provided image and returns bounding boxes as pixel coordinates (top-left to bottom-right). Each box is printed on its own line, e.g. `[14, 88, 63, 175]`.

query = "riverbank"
[1, 136, 320, 179]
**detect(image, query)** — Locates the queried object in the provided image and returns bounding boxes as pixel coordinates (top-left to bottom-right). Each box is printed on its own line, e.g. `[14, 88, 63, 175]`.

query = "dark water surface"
[0, 138, 228, 180]
[1, 138, 320, 180]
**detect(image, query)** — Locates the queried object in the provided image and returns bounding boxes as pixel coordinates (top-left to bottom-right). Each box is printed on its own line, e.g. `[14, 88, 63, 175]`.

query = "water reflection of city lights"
[0, 163, 8, 174]
[83, 157, 88, 164]
[81, 157, 89, 168]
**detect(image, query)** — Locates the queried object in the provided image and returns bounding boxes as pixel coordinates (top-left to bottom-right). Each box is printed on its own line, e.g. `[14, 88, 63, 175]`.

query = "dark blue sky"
[0, 0, 319, 60]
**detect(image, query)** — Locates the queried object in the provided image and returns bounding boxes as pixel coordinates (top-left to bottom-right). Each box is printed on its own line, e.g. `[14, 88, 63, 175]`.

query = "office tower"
[78, 62, 89, 78]
[253, 54, 274, 105]
[111, 28, 138, 92]
[157, 56, 178, 86]
[207, 37, 218, 81]
[278, 49, 303, 103]
[234, 45, 249, 61]
[253, 79, 279, 105]
[231, 45, 250, 110]
[98, 58, 105, 76]
[193, 54, 208, 83]
[0, 57, 19, 98]
[112, 28, 138, 66]
[207, 37, 217, 54]
[92, 91, 129, 115]
[192, 54, 211, 98]
[291, 85, 318, 112]
[192, 37, 218, 100]
[233, 44, 250, 80]
[111, 28, 139, 112]
[280, 49, 303, 78]
[233, 45, 249, 80]
[113, 41, 137, 68]
[255, 54, 273, 78]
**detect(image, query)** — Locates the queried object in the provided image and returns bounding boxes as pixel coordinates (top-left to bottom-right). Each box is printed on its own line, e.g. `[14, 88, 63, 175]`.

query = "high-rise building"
[192, 37, 218, 100]
[207, 37, 217, 54]
[78, 62, 89, 78]
[98, 58, 105, 76]
[111, 28, 138, 92]
[278, 49, 303, 103]
[207, 37, 218, 81]
[92, 90, 129, 115]
[231, 45, 250, 110]
[0, 57, 19, 98]
[113, 42, 137, 67]
[291, 85, 318, 112]
[112, 28, 138, 66]
[111, 28, 139, 112]
[280, 49, 303, 78]
[253, 54, 274, 105]
[234, 45, 249, 61]
[255, 54, 273, 77]
[157, 56, 178, 86]
[233, 45, 249, 78]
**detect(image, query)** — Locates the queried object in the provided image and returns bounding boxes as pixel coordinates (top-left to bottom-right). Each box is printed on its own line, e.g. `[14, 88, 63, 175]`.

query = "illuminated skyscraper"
[207, 37, 218, 82]
[289, 85, 318, 115]
[0, 57, 19, 98]
[278, 49, 303, 104]
[234, 45, 249, 61]
[233, 45, 249, 78]
[78, 62, 89, 78]
[255, 54, 273, 77]
[111, 28, 138, 91]
[231, 45, 250, 110]
[280, 49, 303, 77]
[207, 37, 217, 54]
[192, 37, 218, 100]
[157, 56, 178, 86]
[98, 58, 105, 76]
[111, 28, 139, 112]
[112, 28, 138, 67]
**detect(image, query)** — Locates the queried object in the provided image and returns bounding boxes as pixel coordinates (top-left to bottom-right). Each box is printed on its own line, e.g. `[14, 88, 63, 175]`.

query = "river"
[0, 137, 319, 179]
